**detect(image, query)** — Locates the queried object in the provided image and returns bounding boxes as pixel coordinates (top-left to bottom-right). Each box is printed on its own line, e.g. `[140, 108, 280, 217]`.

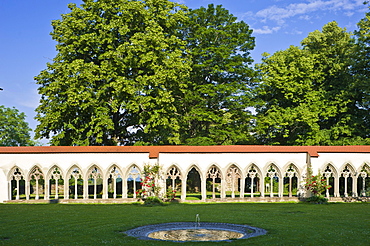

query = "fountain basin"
[124, 222, 267, 242]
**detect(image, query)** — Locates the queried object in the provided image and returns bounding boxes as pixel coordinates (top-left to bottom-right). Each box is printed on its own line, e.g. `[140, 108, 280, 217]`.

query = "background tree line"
[2, 0, 370, 146]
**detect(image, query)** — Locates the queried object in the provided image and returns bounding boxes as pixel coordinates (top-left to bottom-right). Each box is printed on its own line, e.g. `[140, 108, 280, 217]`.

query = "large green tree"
[35, 0, 191, 146]
[35, 1, 256, 146]
[179, 4, 256, 145]
[255, 21, 368, 145]
[0, 106, 35, 146]
[353, 5, 370, 128]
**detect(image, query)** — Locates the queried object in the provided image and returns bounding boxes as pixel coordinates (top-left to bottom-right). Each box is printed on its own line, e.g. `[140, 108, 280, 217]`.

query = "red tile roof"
[1, 145, 370, 158]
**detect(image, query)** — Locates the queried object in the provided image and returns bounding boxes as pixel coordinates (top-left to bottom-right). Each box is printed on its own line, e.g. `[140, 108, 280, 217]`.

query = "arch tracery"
[28, 166, 45, 200]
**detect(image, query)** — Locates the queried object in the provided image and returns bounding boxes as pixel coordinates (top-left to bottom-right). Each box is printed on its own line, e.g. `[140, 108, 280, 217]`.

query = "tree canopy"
[35, 1, 370, 146]
[0, 105, 35, 146]
[255, 21, 370, 145]
[36, 0, 191, 146]
[178, 4, 255, 145]
[35, 0, 256, 146]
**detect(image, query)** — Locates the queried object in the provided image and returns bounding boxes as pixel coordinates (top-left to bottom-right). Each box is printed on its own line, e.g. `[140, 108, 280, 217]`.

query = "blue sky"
[0, 0, 367, 144]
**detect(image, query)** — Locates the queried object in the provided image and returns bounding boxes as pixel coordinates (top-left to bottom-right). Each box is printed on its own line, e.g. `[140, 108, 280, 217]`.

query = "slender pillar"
[239, 176, 245, 198]
[181, 177, 187, 200]
[201, 176, 207, 201]
[83, 178, 88, 199]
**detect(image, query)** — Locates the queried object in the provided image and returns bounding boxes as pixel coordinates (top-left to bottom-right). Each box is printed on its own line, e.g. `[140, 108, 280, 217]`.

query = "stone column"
[122, 177, 127, 199]
[352, 175, 357, 197]
[83, 178, 88, 199]
[201, 176, 207, 201]
[64, 178, 69, 199]
[239, 176, 245, 198]
[45, 178, 49, 200]
[334, 175, 340, 197]
[181, 177, 187, 200]
[220, 178, 226, 199]
[8, 180, 12, 200]
[26, 180, 29, 200]
[278, 177, 283, 197]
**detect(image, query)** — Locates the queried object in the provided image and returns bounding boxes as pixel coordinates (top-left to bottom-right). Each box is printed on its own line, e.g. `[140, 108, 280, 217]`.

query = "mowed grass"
[0, 202, 369, 245]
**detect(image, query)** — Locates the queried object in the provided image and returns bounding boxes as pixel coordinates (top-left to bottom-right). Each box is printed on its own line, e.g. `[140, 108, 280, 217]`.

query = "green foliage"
[179, 4, 256, 145]
[0, 105, 35, 146]
[35, 0, 191, 146]
[138, 163, 162, 198]
[304, 170, 331, 205]
[143, 196, 164, 206]
[305, 195, 328, 204]
[255, 21, 369, 145]
[35, 1, 256, 146]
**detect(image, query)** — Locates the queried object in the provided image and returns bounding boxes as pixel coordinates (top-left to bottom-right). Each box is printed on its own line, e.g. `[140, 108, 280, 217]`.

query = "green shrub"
[143, 196, 164, 206]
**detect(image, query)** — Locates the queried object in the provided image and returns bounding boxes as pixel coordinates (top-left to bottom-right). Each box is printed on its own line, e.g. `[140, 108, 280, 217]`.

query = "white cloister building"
[0, 145, 369, 203]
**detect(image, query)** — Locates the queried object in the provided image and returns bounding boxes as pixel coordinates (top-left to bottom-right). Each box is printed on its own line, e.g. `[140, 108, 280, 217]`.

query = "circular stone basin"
[125, 222, 267, 242]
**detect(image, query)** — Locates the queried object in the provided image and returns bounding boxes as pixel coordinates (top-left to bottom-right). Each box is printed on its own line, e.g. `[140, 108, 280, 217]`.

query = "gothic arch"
[86, 164, 104, 199]
[166, 165, 182, 199]
[66, 165, 84, 199]
[8, 166, 25, 200]
[28, 165, 45, 200]
[184, 164, 203, 179]
[264, 163, 282, 178]
[245, 164, 263, 197]
[166, 165, 182, 179]
[46, 165, 64, 181]
[224, 162, 244, 178]
[321, 163, 338, 197]
[125, 164, 142, 198]
[8, 166, 24, 181]
[106, 164, 124, 199]
[46, 165, 64, 200]
[283, 163, 300, 197]
[206, 164, 222, 199]
[282, 162, 301, 177]
[185, 164, 203, 199]
[264, 163, 283, 197]
[225, 163, 242, 198]
[357, 163, 370, 196]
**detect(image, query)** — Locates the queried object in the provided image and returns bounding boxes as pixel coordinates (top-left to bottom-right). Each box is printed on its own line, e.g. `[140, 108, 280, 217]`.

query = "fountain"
[125, 214, 267, 242]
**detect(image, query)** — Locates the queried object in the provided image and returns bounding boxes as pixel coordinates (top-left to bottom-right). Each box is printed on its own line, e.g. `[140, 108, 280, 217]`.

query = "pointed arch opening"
[166, 166, 181, 200]
[206, 165, 221, 199]
[283, 164, 299, 197]
[186, 166, 201, 200]
[127, 165, 142, 198]
[358, 164, 370, 197]
[9, 167, 25, 200]
[87, 165, 103, 199]
[48, 166, 64, 199]
[265, 164, 281, 197]
[339, 164, 355, 197]
[226, 164, 241, 198]
[68, 166, 83, 199]
[107, 165, 123, 199]
[29, 166, 45, 200]
[322, 164, 336, 197]
[245, 165, 261, 197]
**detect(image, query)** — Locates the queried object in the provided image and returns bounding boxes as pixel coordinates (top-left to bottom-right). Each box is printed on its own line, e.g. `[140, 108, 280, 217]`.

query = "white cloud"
[253, 26, 281, 34]
[254, 0, 365, 25]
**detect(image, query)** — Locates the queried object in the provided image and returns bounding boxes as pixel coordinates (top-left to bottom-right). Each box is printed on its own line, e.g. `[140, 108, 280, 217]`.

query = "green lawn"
[0, 202, 369, 245]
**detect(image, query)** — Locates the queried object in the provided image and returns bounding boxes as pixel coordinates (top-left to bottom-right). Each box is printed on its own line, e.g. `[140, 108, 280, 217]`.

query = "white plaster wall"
[159, 152, 308, 176]
[1, 150, 369, 202]
[0, 168, 7, 202]
[311, 153, 370, 174]
[0, 152, 152, 202]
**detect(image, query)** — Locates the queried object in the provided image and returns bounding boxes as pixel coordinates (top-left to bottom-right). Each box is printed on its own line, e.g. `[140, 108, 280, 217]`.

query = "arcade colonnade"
[0, 146, 369, 202]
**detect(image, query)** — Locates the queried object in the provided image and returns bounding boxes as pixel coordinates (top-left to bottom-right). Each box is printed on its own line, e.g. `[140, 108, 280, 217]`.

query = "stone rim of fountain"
[124, 222, 267, 242]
